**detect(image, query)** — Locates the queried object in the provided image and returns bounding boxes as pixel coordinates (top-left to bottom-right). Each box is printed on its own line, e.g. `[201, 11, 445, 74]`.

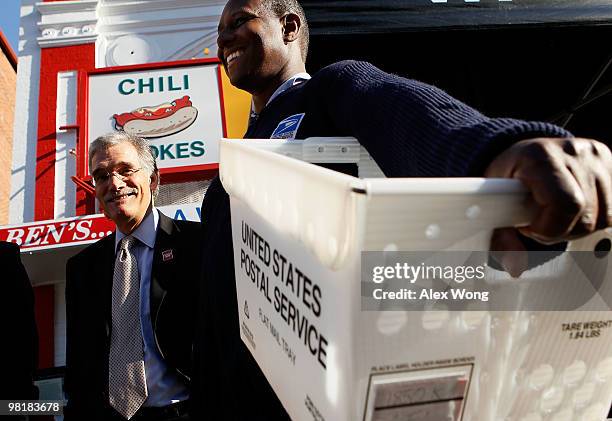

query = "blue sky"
[0, 0, 20, 53]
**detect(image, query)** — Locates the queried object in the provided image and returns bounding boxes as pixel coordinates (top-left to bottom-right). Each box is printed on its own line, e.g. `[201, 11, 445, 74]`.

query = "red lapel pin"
[162, 249, 174, 262]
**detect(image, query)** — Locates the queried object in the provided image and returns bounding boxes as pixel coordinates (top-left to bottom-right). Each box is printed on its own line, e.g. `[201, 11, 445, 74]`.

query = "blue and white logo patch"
[270, 113, 305, 140]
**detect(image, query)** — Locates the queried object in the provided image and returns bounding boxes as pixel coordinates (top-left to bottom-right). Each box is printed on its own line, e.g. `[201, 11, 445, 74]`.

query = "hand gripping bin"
[219, 138, 612, 421]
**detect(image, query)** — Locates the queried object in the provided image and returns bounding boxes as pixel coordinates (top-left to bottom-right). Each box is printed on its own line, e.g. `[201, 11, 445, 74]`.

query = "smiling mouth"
[226, 50, 243, 67]
[107, 192, 136, 203]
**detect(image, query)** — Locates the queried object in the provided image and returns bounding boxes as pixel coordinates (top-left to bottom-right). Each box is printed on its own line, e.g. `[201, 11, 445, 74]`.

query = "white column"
[10, 1, 41, 224]
[55, 71, 78, 219]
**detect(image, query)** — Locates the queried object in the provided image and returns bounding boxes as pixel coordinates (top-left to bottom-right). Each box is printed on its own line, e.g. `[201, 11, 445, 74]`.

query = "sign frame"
[75, 57, 228, 185]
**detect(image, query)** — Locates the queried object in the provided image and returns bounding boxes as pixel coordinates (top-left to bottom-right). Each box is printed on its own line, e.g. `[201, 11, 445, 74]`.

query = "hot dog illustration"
[113, 95, 198, 138]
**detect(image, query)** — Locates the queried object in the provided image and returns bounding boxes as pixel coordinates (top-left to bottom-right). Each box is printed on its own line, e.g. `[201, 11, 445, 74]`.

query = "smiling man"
[193, 0, 612, 419]
[65, 132, 200, 420]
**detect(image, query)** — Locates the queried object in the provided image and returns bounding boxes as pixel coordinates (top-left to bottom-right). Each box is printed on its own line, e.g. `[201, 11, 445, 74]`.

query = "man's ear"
[282, 12, 301, 44]
[150, 170, 159, 192]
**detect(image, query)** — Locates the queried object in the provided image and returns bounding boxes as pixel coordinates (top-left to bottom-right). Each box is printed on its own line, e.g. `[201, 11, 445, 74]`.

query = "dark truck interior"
[303, 0, 612, 147]
[303, 2, 612, 417]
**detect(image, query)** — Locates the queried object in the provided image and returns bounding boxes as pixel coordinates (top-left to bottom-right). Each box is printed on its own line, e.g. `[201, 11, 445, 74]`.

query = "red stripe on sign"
[76, 70, 96, 215]
[216, 65, 229, 138]
[159, 165, 219, 184]
[0, 214, 115, 251]
[35, 44, 96, 221]
[87, 57, 221, 76]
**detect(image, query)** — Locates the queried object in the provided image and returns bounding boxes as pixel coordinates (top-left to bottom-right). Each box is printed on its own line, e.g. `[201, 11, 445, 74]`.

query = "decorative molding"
[164, 30, 218, 61]
[36, 0, 98, 15]
[97, 16, 220, 35]
[98, 0, 226, 16]
[96, 0, 225, 66]
[96, 1, 223, 36]
[36, 0, 99, 48]
[106, 34, 161, 66]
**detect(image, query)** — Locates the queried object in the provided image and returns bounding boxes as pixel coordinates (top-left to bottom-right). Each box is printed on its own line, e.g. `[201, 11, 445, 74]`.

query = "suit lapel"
[150, 212, 178, 325]
[99, 233, 116, 340]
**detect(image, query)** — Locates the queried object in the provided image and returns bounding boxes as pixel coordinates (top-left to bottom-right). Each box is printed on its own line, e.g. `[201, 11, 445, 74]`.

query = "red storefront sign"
[0, 214, 115, 251]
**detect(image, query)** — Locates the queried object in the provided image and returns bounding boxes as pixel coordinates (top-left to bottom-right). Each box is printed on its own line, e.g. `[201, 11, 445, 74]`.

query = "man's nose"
[108, 172, 126, 190]
[217, 29, 234, 53]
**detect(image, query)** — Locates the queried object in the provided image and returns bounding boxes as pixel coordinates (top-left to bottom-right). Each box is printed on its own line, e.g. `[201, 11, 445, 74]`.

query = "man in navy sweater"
[192, 0, 612, 418]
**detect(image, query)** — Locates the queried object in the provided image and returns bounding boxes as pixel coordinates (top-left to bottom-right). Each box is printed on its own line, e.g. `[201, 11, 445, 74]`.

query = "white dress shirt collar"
[250, 72, 312, 116]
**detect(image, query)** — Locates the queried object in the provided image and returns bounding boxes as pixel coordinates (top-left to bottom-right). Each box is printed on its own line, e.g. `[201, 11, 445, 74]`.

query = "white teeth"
[112, 193, 131, 201]
[226, 50, 242, 65]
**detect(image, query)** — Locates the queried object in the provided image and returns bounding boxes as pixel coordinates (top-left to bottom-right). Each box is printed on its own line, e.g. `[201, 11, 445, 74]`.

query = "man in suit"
[0, 241, 38, 403]
[65, 132, 199, 420]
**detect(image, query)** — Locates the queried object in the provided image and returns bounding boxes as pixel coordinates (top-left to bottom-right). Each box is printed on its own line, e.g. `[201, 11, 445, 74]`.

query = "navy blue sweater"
[192, 61, 572, 420]
[246, 60, 570, 176]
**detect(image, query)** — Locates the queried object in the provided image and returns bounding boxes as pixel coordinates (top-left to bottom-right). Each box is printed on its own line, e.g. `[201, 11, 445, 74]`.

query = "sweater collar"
[250, 72, 311, 119]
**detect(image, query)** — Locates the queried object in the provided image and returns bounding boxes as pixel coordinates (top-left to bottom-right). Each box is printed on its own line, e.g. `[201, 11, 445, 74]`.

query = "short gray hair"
[89, 131, 160, 198]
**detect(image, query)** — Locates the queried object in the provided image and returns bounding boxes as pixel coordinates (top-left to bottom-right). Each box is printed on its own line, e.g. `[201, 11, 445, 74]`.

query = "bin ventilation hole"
[518, 316, 531, 336]
[422, 309, 449, 330]
[595, 357, 612, 381]
[425, 224, 441, 239]
[550, 409, 573, 421]
[514, 368, 526, 387]
[317, 146, 324, 153]
[528, 364, 554, 390]
[130, 51, 134, 55]
[377, 312, 407, 335]
[563, 360, 586, 386]
[466, 205, 481, 219]
[594, 238, 611, 258]
[540, 386, 563, 413]
[572, 382, 595, 409]
[383, 243, 397, 253]
[341, 146, 347, 153]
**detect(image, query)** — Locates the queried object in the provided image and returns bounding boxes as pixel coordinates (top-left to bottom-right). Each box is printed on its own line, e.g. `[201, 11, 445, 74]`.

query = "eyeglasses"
[92, 167, 143, 186]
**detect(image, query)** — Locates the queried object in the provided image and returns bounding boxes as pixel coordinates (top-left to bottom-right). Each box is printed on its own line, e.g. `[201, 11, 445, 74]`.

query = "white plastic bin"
[220, 137, 612, 421]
